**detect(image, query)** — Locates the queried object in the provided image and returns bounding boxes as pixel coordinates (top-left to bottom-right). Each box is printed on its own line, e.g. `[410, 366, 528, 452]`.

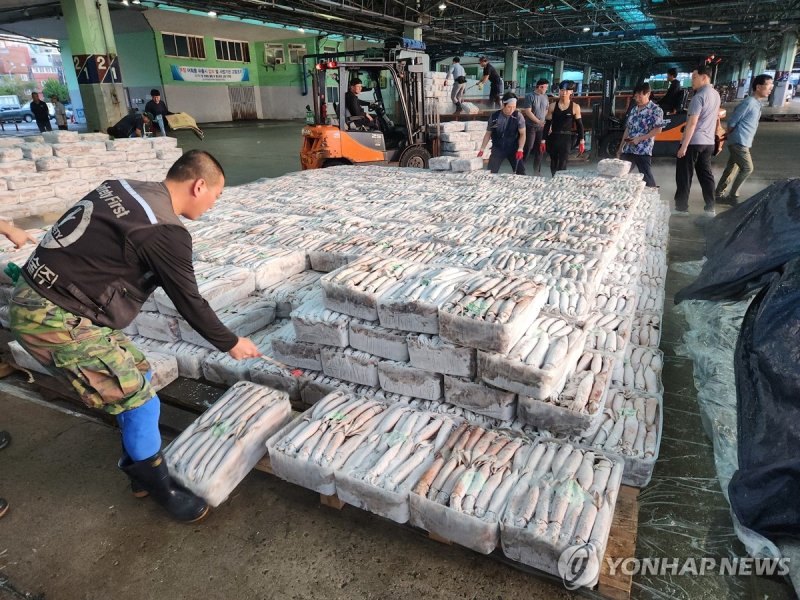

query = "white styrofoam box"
[0, 138, 23, 148]
[78, 132, 110, 142]
[67, 155, 100, 169]
[451, 158, 484, 172]
[179, 295, 276, 349]
[597, 158, 632, 177]
[443, 375, 517, 421]
[102, 151, 128, 164]
[227, 247, 309, 290]
[51, 142, 107, 157]
[460, 102, 480, 114]
[442, 151, 477, 159]
[0, 148, 23, 163]
[378, 360, 443, 401]
[270, 322, 322, 371]
[435, 121, 466, 133]
[0, 161, 36, 177]
[262, 271, 323, 318]
[348, 321, 409, 362]
[35, 156, 67, 171]
[428, 157, 454, 171]
[0, 204, 29, 219]
[149, 136, 179, 149]
[53, 181, 94, 199]
[105, 138, 146, 151]
[154, 262, 255, 316]
[407, 334, 476, 378]
[156, 149, 183, 162]
[442, 141, 477, 153]
[439, 132, 472, 144]
[125, 150, 158, 162]
[165, 382, 291, 506]
[320, 346, 379, 387]
[8, 340, 51, 375]
[142, 350, 179, 390]
[290, 290, 351, 347]
[134, 311, 182, 343]
[463, 120, 488, 132]
[0, 190, 20, 206]
[131, 336, 212, 379]
[20, 144, 53, 160]
[0, 178, 6, 191]
[26, 197, 67, 216]
[201, 322, 284, 386]
[5, 173, 50, 190]
[41, 130, 79, 144]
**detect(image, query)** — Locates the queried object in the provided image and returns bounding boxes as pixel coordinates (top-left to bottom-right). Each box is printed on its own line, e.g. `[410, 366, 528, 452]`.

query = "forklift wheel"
[599, 132, 624, 159]
[322, 159, 350, 168]
[399, 146, 431, 169]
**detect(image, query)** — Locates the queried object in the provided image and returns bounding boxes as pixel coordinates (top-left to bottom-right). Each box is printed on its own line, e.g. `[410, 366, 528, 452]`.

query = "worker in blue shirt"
[715, 74, 773, 206]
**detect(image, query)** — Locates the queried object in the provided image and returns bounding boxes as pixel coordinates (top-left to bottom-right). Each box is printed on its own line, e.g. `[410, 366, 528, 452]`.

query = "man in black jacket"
[9, 150, 261, 523]
[30, 92, 51, 132]
[144, 89, 173, 136]
[658, 68, 683, 114]
[107, 111, 151, 138]
[345, 78, 379, 129]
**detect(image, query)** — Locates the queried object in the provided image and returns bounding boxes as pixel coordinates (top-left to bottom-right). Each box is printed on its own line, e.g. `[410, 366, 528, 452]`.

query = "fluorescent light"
[298, 27, 305, 33]
[582, 26, 590, 32]
[208, 10, 217, 16]
[121, 0, 129, 5]
[439, 2, 446, 9]
[132, 0, 140, 3]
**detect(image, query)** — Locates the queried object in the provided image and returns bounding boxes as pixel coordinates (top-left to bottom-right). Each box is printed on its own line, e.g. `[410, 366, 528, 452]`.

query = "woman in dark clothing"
[144, 89, 173, 136]
[541, 80, 585, 176]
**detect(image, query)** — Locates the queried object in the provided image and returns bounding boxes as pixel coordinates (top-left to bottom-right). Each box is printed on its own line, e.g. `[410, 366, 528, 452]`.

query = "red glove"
[579, 141, 585, 155]
[477, 150, 484, 158]
[515, 150, 524, 161]
[539, 141, 546, 154]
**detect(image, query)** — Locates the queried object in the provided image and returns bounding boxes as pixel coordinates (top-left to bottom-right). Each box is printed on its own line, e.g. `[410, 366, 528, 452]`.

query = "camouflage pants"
[9, 280, 154, 415]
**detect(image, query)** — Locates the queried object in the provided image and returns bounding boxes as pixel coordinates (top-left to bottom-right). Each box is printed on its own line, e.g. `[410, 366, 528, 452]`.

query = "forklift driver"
[346, 78, 380, 130]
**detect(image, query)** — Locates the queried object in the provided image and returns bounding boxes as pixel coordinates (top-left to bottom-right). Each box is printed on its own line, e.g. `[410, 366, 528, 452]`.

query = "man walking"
[658, 68, 683, 114]
[477, 92, 526, 175]
[444, 57, 467, 113]
[673, 65, 721, 217]
[616, 82, 664, 188]
[9, 150, 261, 523]
[715, 74, 773, 206]
[519, 79, 550, 175]
[478, 57, 503, 108]
[50, 95, 68, 131]
[30, 92, 51, 133]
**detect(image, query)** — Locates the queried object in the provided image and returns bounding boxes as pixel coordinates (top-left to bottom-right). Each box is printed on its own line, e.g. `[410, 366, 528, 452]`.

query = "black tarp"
[676, 179, 800, 541]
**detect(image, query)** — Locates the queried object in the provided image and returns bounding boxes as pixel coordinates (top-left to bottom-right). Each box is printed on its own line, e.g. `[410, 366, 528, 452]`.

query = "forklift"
[300, 42, 441, 170]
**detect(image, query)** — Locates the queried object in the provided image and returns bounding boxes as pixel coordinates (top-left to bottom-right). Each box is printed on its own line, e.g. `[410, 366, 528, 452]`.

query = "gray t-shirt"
[687, 84, 721, 145]
[520, 92, 549, 129]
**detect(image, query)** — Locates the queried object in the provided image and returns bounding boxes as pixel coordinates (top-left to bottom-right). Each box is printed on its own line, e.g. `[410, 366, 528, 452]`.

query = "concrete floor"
[2, 115, 799, 600]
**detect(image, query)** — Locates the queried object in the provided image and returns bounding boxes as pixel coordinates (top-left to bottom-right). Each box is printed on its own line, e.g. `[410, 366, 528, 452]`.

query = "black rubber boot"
[117, 455, 150, 498]
[120, 452, 209, 523]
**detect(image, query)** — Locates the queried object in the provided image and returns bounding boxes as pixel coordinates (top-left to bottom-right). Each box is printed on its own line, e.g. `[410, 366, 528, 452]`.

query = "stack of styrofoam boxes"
[0, 164, 667, 495]
[0, 131, 182, 220]
[423, 71, 452, 115]
[428, 120, 488, 172]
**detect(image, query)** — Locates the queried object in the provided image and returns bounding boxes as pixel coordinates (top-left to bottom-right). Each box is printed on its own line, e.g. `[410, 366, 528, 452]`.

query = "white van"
[0, 95, 21, 110]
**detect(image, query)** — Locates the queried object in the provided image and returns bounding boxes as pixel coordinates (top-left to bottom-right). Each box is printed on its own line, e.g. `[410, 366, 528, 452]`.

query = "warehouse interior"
[0, 2, 800, 600]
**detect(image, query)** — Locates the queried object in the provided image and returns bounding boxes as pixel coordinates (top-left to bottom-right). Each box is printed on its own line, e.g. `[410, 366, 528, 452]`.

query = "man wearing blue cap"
[477, 92, 526, 175]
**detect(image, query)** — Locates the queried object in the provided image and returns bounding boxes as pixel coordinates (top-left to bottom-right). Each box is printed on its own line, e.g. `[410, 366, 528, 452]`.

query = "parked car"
[0, 102, 55, 123]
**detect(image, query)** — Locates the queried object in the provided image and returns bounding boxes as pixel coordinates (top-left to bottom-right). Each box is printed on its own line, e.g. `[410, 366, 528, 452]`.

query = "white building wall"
[163, 85, 233, 123]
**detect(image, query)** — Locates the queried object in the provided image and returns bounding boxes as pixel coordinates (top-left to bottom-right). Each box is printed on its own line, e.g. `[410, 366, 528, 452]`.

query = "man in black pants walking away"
[673, 65, 721, 217]
[30, 92, 51, 133]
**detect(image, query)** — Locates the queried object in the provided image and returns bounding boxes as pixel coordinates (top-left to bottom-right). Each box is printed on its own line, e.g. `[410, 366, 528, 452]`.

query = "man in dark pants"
[616, 82, 664, 188]
[658, 68, 682, 114]
[9, 151, 261, 523]
[478, 57, 503, 108]
[30, 92, 51, 133]
[477, 92, 526, 175]
[145, 89, 173, 136]
[673, 65, 721, 217]
[519, 78, 550, 175]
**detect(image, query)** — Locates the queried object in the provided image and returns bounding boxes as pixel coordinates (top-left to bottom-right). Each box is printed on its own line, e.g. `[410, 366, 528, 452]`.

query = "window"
[323, 45, 338, 55]
[288, 43, 306, 64]
[161, 33, 205, 59]
[215, 39, 251, 63]
[264, 43, 284, 66]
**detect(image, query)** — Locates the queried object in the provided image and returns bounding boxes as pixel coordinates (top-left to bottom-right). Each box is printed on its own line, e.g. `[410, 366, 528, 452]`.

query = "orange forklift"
[300, 46, 441, 170]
